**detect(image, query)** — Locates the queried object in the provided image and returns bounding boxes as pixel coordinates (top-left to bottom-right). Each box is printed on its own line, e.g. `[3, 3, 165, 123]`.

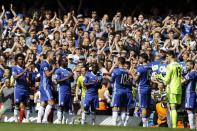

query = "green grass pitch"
[0, 123, 193, 131]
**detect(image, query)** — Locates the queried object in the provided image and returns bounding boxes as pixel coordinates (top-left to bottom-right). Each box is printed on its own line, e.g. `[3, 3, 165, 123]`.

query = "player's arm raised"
[103, 64, 117, 80]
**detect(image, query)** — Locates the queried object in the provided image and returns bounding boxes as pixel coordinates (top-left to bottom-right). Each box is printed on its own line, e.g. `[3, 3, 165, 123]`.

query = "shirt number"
[176, 67, 181, 77]
[120, 74, 128, 85]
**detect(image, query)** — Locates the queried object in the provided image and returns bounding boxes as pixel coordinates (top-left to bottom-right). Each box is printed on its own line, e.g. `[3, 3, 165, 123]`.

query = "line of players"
[12, 50, 197, 128]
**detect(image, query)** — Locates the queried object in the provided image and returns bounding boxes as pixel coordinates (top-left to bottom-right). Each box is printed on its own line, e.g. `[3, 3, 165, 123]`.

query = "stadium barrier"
[1, 112, 141, 126]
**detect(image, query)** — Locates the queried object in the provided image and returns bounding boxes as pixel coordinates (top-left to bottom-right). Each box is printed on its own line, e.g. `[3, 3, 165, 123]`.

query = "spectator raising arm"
[10, 4, 17, 19]
[11, 21, 27, 34]
[50, 12, 57, 23]
[0, 5, 5, 21]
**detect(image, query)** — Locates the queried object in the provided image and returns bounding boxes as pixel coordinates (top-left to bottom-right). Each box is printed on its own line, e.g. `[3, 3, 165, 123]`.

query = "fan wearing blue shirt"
[81, 63, 103, 125]
[110, 57, 129, 126]
[12, 53, 31, 122]
[131, 53, 152, 127]
[55, 57, 74, 124]
[182, 60, 197, 129]
[181, 17, 193, 37]
[37, 50, 56, 123]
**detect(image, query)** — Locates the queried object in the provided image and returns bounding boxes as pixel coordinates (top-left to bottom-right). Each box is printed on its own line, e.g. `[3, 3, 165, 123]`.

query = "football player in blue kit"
[131, 53, 152, 127]
[182, 60, 197, 129]
[110, 57, 129, 126]
[12, 53, 31, 122]
[123, 61, 133, 126]
[81, 62, 103, 125]
[37, 50, 56, 123]
[54, 57, 74, 124]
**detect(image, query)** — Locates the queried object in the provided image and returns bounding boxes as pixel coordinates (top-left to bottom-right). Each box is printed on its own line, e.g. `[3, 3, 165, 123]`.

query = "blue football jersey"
[184, 70, 197, 94]
[83, 71, 102, 95]
[55, 67, 72, 94]
[39, 60, 52, 88]
[12, 65, 28, 90]
[125, 77, 133, 93]
[110, 67, 129, 93]
[137, 64, 152, 94]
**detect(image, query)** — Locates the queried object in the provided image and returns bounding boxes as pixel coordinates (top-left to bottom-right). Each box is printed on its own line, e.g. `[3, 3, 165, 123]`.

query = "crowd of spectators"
[0, 3, 196, 127]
